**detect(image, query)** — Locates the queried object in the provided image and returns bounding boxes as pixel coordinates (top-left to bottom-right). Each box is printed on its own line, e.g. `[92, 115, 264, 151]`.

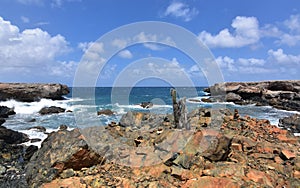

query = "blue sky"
[0, 0, 299, 86]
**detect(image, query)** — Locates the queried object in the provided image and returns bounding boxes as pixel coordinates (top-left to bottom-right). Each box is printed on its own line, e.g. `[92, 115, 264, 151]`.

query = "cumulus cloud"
[268, 48, 300, 65]
[164, 1, 198, 22]
[199, 16, 260, 48]
[118, 50, 133, 59]
[0, 16, 75, 82]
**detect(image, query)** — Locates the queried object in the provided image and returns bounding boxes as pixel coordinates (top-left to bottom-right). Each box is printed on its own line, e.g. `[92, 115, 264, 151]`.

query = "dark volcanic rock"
[140, 102, 153, 108]
[0, 83, 69, 102]
[0, 126, 29, 144]
[0, 118, 5, 126]
[25, 128, 103, 187]
[97, 109, 114, 116]
[0, 106, 16, 118]
[39, 106, 66, 115]
[279, 114, 300, 133]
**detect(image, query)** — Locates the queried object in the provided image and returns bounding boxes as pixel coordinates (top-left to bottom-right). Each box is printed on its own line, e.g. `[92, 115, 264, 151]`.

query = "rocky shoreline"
[205, 80, 300, 111]
[0, 82, 300, 187]
[0, 83, 69, 102]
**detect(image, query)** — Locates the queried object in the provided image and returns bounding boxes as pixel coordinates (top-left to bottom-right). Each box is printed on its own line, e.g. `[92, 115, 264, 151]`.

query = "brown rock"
[182, 177, 240, 188]
[280, 149, 296, 160]
[97, 109, 114, 116]
[246, 169, 273, 187]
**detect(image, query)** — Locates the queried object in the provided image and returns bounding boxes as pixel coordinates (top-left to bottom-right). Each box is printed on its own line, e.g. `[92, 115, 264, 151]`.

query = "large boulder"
[25, 128, 103, 187]
[0, 125, 29, 144]
[97, 109, 114, 116]
[39, 106, 66, 115]
[0, 83, 69, 102]
[0, 106, 16, 118]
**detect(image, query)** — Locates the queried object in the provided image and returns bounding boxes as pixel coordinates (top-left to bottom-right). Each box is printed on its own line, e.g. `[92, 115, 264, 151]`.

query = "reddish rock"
[182, 177, 240, 188]
[280, 149, 296, 160]
[294, 170, 300, 179]
[42, 177, 85, 188]
[246, 169, 273, 187]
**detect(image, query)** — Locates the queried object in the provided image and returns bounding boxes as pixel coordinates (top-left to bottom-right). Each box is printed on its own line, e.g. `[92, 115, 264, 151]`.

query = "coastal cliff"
[205, 80, 300, 111]
[0, 83, 69, 102]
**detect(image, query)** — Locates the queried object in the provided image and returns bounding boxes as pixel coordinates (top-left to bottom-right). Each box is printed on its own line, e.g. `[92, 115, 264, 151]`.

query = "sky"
[0, 0, 299, 86]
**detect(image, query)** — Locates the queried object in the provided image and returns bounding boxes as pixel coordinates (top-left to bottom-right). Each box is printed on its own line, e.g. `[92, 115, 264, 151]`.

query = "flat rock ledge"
[205, 80, 300, 111]
[0, 83, 69, 102]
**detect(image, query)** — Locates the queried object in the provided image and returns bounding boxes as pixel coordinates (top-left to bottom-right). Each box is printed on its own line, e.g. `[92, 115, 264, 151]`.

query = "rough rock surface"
[0, 106, 16, 118]
[38, 106, 66, 115]
[0, 83, 69, 102]
[279, 114, 300, 133]
[206, 80, 300, 111]
[0, 126, 29, 144]
[97, 109, 114, 116]
[25, 128, 104, 187]
[22, 108, 300, 188]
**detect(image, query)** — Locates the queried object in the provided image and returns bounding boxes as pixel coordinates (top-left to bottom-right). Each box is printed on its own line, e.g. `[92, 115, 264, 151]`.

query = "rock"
[0, 165, 6, 175]
[207, 80, 300, 111]
[59, 124, 68, 130]
[24, 145, 38, 161]
[28, 118, 36, 122]
[140, 102, 153, 108]
[0, 125, 29, 144]
[25, 128, 104, 187]
[0, 106, 16, 118]
[39, 106, 66, 115]
[29, 126, 47, 133]
[0, 118, 5, 126]
[279, 114, 300, 133]
[226, 92, 242, 102]
[30, 138, 42, 143]
[97, 109, 114, 116]
[246, 169, 273, 187]
[182, 177, 239, 188]
[280, 149, 296, 160]
[119, 111, 166, 129]
[60, 168, 75, 179]
[0, 83, 69, 102]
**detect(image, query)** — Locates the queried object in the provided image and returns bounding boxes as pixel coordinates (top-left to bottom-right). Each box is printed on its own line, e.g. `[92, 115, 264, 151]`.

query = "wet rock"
[28, 118, 36, 122]
[279, 114, 300, 133]
[140, 102, 153, 108]
[39, 106, 66, 115]
[97, 109, 114, 116]
[59, 124, 68, 131]
[28, 126, 47, 133]
[226, 92, 242, 102]
[0, 83, 69, 102]
[30, 138, 42, 143]
[0, 118, 5, 126]
[0, 106, 16, 118]
[0, 125, 29, 144]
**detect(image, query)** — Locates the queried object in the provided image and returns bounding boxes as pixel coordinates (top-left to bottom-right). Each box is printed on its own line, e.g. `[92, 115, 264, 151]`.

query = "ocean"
[1, 87, 299, 147]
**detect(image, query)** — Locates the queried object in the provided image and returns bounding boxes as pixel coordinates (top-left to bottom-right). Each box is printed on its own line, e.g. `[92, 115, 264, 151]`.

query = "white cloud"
[268, 48, 300, 65]
[51, 0, 82, 8]
[17, 0, 43, 5]
[284, 14, 300, 32]
[21, 16, 30, 23]
[111, 38, 128, 49]
[118, 50, 133, 59]
[164, 1, 199, 22]
[238, 58, 265, 66]
[0, 16, 75, 82]
[198, 16, 260, 48]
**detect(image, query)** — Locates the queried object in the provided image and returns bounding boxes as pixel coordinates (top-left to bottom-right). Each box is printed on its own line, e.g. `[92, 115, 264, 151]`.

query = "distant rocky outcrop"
[0, 83, 69, 102]
[205, 80, 300, 111]
[97, 109, 114, 116]
[140, 102, 153, 109]
[39, 106, 66, 115]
